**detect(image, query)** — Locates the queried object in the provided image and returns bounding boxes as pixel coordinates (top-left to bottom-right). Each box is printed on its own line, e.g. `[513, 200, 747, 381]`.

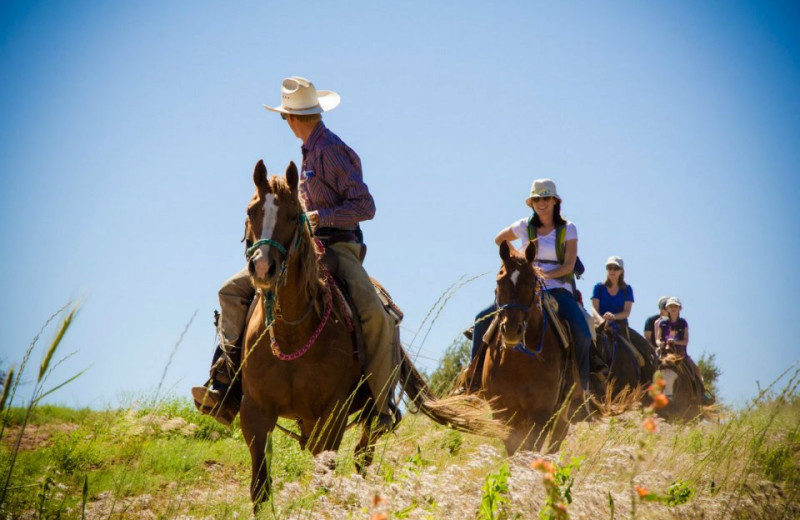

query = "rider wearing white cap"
[591, 255, 634, 331]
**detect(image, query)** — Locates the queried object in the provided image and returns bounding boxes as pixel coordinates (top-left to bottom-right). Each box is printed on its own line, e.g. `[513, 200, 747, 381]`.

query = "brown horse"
[240, 160, 503, 509]
[591, 322, 658, 407]
[468, 240, 582, 454]
[656, 352, 704, 421]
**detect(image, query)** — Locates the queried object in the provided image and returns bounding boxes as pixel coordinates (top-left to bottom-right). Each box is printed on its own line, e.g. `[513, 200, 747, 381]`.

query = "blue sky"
[1, 1, 799, 408]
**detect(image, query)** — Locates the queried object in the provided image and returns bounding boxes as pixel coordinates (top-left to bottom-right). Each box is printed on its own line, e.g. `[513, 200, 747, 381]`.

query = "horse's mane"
[501, 247, 545, 285]
[267, 176, 326, 306]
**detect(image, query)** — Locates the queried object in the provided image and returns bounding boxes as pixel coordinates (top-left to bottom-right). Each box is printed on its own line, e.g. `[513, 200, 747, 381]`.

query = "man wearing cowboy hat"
[192, 77, 399, 432]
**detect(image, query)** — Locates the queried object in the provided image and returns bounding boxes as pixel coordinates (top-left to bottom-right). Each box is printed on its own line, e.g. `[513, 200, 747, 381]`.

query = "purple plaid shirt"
[299, 122, 375, 230]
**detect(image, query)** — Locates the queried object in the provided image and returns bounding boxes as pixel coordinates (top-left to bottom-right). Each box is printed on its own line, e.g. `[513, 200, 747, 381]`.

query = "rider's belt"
[315, 227, 359, 246]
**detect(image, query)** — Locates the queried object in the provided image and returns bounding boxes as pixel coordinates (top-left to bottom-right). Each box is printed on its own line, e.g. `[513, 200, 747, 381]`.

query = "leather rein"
[496, 276, 548, 357]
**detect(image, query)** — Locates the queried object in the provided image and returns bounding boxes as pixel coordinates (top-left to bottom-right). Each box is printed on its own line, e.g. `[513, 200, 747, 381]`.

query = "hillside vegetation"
[1, 376, 799, 519]
[1, 304, 798, 519]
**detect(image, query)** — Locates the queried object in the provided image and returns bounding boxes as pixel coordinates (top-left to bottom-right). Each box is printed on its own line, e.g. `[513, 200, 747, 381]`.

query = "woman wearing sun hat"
[591, 256, 634, 333]
[470, 178, 591, 393]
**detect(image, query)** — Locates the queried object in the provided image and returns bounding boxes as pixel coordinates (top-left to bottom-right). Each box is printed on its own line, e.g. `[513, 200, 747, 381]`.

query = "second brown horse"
[466, 240, 584, 454]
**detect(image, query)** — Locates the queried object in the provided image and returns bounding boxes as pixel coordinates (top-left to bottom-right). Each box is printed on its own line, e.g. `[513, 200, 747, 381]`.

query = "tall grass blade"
[0, 302, 71, 441]
[38, 304, 79, 382]
[33, 369, 89, 404]
[81, 475, 88, 520]
[0, 367, 14, 413]
[153, 309, 197, 405]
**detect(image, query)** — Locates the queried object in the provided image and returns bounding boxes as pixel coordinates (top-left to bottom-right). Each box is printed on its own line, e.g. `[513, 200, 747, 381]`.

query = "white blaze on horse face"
[662, 369, 678, 398]
[260, 194, 280, 241]
[509, 269, 520, 286]
[252, 194, 279, 281]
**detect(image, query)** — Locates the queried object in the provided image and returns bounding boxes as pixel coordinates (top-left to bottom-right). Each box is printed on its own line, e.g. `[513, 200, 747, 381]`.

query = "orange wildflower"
[370, 514, 388, 520]
[372, 494, 386, 507]
[642, 416, 658, 432]
[531, 458, 556, 474]
[635, 485, 649, 498]
[652, 394, 669, 409]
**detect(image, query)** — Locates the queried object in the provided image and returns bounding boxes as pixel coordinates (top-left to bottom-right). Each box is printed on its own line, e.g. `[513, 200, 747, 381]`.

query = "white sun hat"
[525, 178, 561, 208]
[665, 297, 682, 308]
[606, 256, 624, 269]
[263, 76, 340, 115]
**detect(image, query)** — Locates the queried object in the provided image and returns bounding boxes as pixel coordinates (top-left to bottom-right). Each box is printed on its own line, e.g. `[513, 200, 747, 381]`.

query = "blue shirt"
[592, 283, 634, 320]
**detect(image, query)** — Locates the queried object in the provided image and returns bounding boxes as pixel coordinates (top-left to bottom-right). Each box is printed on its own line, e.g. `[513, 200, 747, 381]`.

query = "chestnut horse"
[470, 240, 582, 454]
[240, 160, 503, 509]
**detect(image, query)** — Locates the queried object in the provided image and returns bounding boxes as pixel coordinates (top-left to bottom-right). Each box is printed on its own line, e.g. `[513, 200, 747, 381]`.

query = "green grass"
[0, 387, 798, 519]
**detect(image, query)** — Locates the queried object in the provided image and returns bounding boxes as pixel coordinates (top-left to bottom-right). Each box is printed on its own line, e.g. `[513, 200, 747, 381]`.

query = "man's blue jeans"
[470, 289, 591, 390]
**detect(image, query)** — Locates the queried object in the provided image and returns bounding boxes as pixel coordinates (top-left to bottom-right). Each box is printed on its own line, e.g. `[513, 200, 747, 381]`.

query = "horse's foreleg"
[240, 397, 276, 511]
[354, 423, 383, 474]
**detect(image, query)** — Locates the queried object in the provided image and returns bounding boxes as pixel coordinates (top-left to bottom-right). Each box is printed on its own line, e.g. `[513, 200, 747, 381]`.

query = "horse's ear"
[253, 160, 267, 188]
[499, 240, 511, 262]
[286, 161, 299, 193]
[524, 240, 537, 264]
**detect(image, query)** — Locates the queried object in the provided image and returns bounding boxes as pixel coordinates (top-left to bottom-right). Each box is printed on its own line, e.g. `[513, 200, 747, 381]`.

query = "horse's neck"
[273, 249, 324, 327]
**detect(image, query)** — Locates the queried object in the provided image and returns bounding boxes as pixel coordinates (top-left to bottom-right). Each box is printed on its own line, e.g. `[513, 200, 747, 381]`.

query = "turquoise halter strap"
[245, 213, 311, 260]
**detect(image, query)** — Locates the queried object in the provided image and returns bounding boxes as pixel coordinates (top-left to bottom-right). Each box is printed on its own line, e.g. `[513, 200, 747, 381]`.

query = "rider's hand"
[603, 312, 615, 321]
[307, 211, 319, 230]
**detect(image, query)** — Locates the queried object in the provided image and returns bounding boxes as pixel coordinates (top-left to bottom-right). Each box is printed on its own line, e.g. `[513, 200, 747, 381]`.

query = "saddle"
[322, 246, 404, 366]
[541, 292, 571, 350]
[244, 244, 404, 367]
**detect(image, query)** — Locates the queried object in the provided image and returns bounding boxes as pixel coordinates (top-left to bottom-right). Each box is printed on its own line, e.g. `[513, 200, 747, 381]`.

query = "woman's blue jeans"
[549, 288, 591, 391]
[470, 289, 591, 391]
[471, 303, 498, 359]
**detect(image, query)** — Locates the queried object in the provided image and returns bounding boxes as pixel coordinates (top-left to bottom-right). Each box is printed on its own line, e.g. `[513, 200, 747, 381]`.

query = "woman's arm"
[674, 327, 689, 347]
[542, 238, 577, 279]
[613, 301, 633, 321]
[494, 227, 518, 248]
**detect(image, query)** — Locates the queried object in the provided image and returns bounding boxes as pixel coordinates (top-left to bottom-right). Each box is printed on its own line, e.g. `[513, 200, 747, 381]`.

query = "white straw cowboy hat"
[263, 76, 340, 115]
[606, 256, 624, 269]
[657, 295, 670, 310]
[525, 178, 561, 208]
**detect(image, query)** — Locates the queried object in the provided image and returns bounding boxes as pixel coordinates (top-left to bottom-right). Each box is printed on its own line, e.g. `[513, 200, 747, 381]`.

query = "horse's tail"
[398, 347, 509, 439]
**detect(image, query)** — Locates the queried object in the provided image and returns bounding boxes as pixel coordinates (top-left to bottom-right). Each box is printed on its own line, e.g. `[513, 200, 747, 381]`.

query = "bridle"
[496, 274, 548, 357]
[245, 210, 334, 361]
[245, 211, 313, 284]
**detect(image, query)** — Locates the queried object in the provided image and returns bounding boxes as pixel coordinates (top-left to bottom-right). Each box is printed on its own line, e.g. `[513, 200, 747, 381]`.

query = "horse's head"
[245, 160, 306, 290]
[495, 240, 539, 349]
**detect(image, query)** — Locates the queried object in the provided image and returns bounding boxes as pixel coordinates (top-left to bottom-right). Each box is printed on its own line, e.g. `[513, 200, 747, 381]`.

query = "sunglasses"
[606, 265, 621, 271]
[531, 196, 553, 203]
[281, 113, 288, 120]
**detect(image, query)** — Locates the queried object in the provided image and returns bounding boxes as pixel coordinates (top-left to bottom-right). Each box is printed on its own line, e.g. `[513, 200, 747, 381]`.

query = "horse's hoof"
[371, 412, 400, 435]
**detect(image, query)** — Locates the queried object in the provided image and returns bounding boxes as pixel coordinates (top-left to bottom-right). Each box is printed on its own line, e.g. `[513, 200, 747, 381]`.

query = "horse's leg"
[354, 424, 381, 475]
[240, 397, 277, 510]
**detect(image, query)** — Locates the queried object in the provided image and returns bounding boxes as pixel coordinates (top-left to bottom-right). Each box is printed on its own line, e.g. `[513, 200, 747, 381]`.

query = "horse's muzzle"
[248, 248, 277, 288]
[500, 319, 526, 348]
